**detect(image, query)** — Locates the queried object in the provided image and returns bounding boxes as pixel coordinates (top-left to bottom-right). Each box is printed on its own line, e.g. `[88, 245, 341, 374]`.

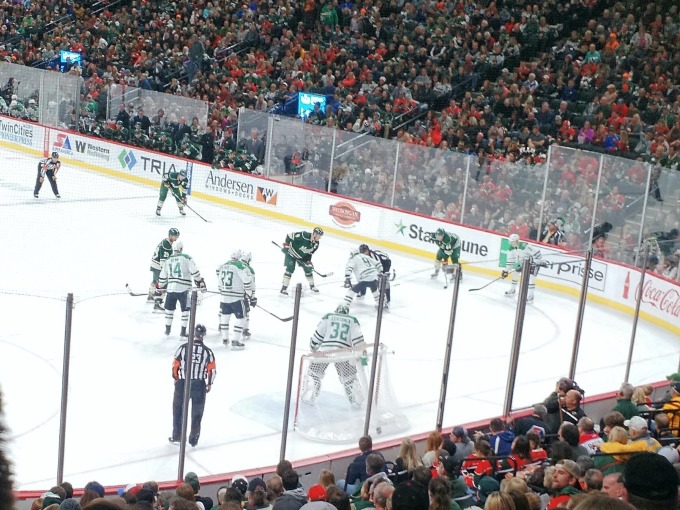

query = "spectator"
[577, 417, 603, 455]
[449, 426, 474, 464]
[611, 384, 639, 420]
[622, 453, 678, 510]
[486, 418, 515, 456]
[601, 473, 626, 499]
[422, 431, 444, 468]
[546, 460, 582, 509]
[273, 471, 307, 510]
[512, 405, 550, 438]
[661, 381, 680, 434]
[338, 436, 380, 494]
[394, 438, 424, 482]
[559, 423, 590, 460]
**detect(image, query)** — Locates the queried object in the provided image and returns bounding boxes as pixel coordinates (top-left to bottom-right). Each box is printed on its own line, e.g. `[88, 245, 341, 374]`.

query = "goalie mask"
[335, 305, 350, 315]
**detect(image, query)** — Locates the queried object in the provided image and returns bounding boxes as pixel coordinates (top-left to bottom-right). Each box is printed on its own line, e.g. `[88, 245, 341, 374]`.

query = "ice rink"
[1, 147, 678, 490]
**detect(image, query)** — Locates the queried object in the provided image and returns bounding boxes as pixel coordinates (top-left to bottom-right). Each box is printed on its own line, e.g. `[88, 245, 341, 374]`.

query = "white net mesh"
[294, 344, 410, 443]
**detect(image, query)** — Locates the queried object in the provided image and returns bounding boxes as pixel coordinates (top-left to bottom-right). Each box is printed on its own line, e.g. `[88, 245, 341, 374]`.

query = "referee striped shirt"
[172, 341, 216, 384]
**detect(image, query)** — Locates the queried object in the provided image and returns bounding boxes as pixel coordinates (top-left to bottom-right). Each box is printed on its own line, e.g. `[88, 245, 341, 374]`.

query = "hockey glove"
[249, 296, 258, 307]
[181, 195, 187, 204]
[52, 175, 57, 181]
[38, 176, 44, 183]
[344, 278, 352, 288]
[501, 270, 509, 279]
[196, 279, 207, 291]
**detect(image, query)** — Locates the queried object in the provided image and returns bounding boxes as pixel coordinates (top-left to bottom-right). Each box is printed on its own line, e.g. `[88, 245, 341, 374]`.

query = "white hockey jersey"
[159, 253, 202, 292]
[310, 312, 366, 352]
[506, 242, 543, 271]
[345, 253, 381, 283]
[216, 259, 252, 303]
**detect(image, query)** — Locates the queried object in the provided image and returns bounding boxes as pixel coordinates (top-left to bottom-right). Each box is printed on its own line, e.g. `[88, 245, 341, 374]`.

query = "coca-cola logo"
[638, 280, 680, 318]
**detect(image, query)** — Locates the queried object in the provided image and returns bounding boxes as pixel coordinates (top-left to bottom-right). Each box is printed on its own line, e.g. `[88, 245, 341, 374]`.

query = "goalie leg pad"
[302, 362, 328, 404]
[336, 362, 364, 408]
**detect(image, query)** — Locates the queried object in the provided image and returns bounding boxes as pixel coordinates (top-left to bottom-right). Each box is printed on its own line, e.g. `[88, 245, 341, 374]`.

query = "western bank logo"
[118, 149, 138, 170]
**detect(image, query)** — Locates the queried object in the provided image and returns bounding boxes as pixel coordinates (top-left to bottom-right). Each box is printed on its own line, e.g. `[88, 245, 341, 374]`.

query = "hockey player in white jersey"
[158, 241, 206, 337]
[240, 250, 255, 339]
[216, 249, 253, 350]
[358, 244, 393, 307]
[302, 305, 367, 408]
[502, 234, 546, 302]
[343, 248, 384, 308]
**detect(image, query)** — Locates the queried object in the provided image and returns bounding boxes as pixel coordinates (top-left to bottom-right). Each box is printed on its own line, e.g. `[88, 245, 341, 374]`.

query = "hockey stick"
[258, 305, 293, 322]
[125, 283, 148, 297]
[168, 187, 210, 223]
[468, 275, 507, 292]
[271, 241, 334, 277]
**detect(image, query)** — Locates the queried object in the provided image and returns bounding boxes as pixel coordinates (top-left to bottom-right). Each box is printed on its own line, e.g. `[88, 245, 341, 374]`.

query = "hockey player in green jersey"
[280, 227, 324, 295]
[177, 134, 202, 160]
[149, 228, 180, 309]
[156, 170, 188, 217]
[431, 227, 463, 284]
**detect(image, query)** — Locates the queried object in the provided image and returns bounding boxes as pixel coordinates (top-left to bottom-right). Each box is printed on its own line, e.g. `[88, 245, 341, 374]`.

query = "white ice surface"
[0, 148, 677, 490]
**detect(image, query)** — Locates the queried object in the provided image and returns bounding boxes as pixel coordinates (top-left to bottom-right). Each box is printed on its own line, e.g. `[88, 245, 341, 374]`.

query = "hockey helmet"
[230, 249, 242, 260]
[313, 227, 324, 237]
[241, 251, 252, 264]
[335, 305, 350, 315]
[434, 228, 445, 239]
[172, 240, 184, 252]
[195, 324, 207, 338]
[178, 170, 187, 178]
[51, 151, 59, 159]
[168, 227, 180, 238]
[508, 233, 520, 247]
[359, 244, 370, 253]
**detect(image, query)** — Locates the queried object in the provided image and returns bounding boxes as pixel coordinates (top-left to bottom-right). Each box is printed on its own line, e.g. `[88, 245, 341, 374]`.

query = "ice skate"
[55, 194, 61, 198]
[180, 326, 188, 338]
[310, 285, 319, 293]
[231, 340, 245, 350]
[33, 193, 38, 198]
[189, 437, 198, 447]
[179, 208, 186, 216]
[156, 207, 161, 216]
[242, 328, 251, 339]
[222, 333, 229, 346]
[280, 286, 289, 296]
[430, 270, 439, 279]
[164, 325, 171, 335]
[154, 301, 164, 312]
[168, 437, 180, 445]
[527, 294, 535, 303]
[505, 288, 516, 297]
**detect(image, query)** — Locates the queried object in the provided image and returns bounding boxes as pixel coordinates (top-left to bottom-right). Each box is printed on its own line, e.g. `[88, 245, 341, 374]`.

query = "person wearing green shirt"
[431, 227, 463, 283]
[280, 228, 324, 295]
[149, 228, 180, 309]
[320, 2, 338, 29]
[156, 170, 188, 216]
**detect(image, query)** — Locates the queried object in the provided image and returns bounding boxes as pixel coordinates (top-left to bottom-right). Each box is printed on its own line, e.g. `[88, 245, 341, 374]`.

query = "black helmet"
[359, 244, 369, 253]
[51, 151, 59, 158]
[195, 324, 207, 338]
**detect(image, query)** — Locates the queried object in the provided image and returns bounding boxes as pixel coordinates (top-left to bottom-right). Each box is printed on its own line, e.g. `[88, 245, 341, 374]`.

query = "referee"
[34, 151, 62, 198]
[169, 324, 216, 447]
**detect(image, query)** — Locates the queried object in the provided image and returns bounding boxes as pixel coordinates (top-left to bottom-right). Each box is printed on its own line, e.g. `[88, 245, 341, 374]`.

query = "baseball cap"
[308, 484, 327, 502]
[231, 476, 248, 496]
[624, 416, 648, 431]
[556, 459, 581, 479]
[476, 476, 500, 503]
[668, 373, 680, 382]
[247, 477, 265, 493]
[671, 381, 680, 393]
[623, 453, 679, 501]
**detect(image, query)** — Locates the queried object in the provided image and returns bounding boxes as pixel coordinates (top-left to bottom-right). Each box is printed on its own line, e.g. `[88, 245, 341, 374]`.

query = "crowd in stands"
[0, 0, 679, 267]
[12, 376, 680, 510]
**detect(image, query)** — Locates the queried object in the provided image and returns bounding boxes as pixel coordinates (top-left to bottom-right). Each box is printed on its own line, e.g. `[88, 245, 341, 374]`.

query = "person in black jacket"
[173, 116, 192, 148]
[338, 435, 384, 495]
[132, 107, 151, 133]
[512, 404, 551, 439]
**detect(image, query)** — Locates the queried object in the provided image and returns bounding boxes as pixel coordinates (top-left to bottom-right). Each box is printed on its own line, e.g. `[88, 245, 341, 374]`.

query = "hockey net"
[294, 344, 410, 443]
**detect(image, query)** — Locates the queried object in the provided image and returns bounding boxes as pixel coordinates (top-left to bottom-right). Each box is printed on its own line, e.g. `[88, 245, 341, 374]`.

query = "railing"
[0, 62, 81, 129]
[239, 109, 680, 273]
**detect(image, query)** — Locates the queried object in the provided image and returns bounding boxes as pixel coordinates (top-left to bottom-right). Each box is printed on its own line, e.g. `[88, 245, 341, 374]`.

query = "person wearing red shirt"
[461, 440, 494, 488]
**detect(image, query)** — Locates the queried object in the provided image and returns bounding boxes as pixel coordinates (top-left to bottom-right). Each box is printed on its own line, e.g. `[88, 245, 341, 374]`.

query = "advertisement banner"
[191, 165, 280, 206]
[387, 213, 492, 262]
[0, 117, 37, 148]
[309, 194, 382, 237]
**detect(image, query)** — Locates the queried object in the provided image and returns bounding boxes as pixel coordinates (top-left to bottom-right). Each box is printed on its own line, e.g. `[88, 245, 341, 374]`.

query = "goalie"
[503, 234, 547, 302]
[302, 305, 367, 409]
